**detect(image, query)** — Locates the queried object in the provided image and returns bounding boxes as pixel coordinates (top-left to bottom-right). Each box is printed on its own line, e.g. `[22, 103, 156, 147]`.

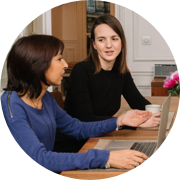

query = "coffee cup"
[145, 104, 161, 114]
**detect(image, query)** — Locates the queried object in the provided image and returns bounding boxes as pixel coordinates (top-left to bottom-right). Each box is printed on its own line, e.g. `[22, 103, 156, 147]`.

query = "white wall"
[1, 6, 176, 96]
[115, 5, 176, 96]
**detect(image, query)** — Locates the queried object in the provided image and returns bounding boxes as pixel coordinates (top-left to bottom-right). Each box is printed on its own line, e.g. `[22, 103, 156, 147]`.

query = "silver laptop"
[106, 94, 171, 157]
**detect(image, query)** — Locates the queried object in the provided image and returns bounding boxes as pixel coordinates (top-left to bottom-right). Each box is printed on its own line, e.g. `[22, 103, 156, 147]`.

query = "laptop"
[106, 94, 171, 157]
[77, 95, 172, 172]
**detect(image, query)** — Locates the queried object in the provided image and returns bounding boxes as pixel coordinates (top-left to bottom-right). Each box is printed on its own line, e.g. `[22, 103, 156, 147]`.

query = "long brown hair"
[87, 14, 129, 74]
[4, 34, 64, 98]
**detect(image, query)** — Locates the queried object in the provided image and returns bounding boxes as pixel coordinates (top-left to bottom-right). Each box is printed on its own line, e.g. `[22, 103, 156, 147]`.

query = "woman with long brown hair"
[61, 15, 160, 153]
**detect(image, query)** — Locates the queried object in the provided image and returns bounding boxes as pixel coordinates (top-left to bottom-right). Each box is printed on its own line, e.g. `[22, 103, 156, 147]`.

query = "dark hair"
[88, 14, 129, 74]
[4, 34, 64, 98]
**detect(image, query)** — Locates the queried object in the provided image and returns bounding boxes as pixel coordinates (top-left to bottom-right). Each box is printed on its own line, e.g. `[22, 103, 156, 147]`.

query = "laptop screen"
[157, 94, 171, 149]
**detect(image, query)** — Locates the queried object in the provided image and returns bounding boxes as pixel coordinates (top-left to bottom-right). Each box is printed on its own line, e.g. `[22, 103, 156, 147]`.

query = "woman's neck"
[19, 82, 48, 109]
[99, 57, 115, 71]
[101, 65, 113, 71]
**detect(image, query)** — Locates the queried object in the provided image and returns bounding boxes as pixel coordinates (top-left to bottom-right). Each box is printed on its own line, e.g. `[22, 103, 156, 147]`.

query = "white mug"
[145, 104, 161, 114]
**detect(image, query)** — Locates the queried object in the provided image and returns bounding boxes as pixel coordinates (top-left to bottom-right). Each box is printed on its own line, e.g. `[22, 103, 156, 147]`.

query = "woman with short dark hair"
[1, 34, 151, 172]
[5, 34, 64, 97]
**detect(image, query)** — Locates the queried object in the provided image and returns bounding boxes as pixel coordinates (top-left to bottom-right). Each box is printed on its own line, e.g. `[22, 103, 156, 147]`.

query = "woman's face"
[44, 50, 68, 86]
[93, 24, 122, 69]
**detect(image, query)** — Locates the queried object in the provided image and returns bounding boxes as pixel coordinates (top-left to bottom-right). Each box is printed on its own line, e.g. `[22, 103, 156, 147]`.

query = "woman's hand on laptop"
[108, 150, 148, 169]
[117, 110, 152, 127]
[138, 112, 161, 128]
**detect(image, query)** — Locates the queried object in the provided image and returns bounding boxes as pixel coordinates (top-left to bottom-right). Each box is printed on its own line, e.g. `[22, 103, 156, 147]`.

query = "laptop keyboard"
[130, 142, 157, 157]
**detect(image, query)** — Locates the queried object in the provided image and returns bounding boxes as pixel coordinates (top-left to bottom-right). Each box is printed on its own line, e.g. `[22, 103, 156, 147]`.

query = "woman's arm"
[55, 105, 118, 140]
[122, 73, 161, 128]
[57, 99, 152, 140]
[1, 91, 111, 172]
[6, 116, 111, 172]
[122, 72, 151, 110]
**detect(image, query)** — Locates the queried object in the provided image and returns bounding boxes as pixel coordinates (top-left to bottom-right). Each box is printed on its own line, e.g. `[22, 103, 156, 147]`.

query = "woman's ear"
[92, 40, 97, 50]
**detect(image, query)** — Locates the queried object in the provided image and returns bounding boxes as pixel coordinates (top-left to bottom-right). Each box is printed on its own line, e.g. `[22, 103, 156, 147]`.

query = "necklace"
[30, 98, 54, 143]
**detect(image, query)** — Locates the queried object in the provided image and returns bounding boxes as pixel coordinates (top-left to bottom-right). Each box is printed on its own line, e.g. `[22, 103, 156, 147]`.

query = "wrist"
[116, 115, 124, 130]
[117, 114, 124, 126]
[105, 161, 110, 169]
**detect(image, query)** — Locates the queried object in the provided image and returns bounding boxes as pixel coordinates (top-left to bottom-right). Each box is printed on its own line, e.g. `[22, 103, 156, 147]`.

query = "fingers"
[133, 150, 148, 160]
[109, 150, 147, 170]
[136, 110, 152, 121]
[136, 110, 152, 116]
[136, 110, 160, 127]
[154, 117, 161, 123]
[136, 110, 149, 114]
[136, 110, 161, 119]
[150, 117, 160, 126]
[153, 112, 161, 117]
[131, 153, 147, 169]
[150, 117, 161, 127]
[138, 116, 161, 128]
[133, 161, 140, 167]
[142, 113, 152, 121]
[138, 114, 152, 125]
[129, 151, 147, 169]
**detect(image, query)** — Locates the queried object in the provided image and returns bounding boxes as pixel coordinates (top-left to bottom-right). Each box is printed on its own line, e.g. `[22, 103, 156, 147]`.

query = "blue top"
[1, 91, 117, 172]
